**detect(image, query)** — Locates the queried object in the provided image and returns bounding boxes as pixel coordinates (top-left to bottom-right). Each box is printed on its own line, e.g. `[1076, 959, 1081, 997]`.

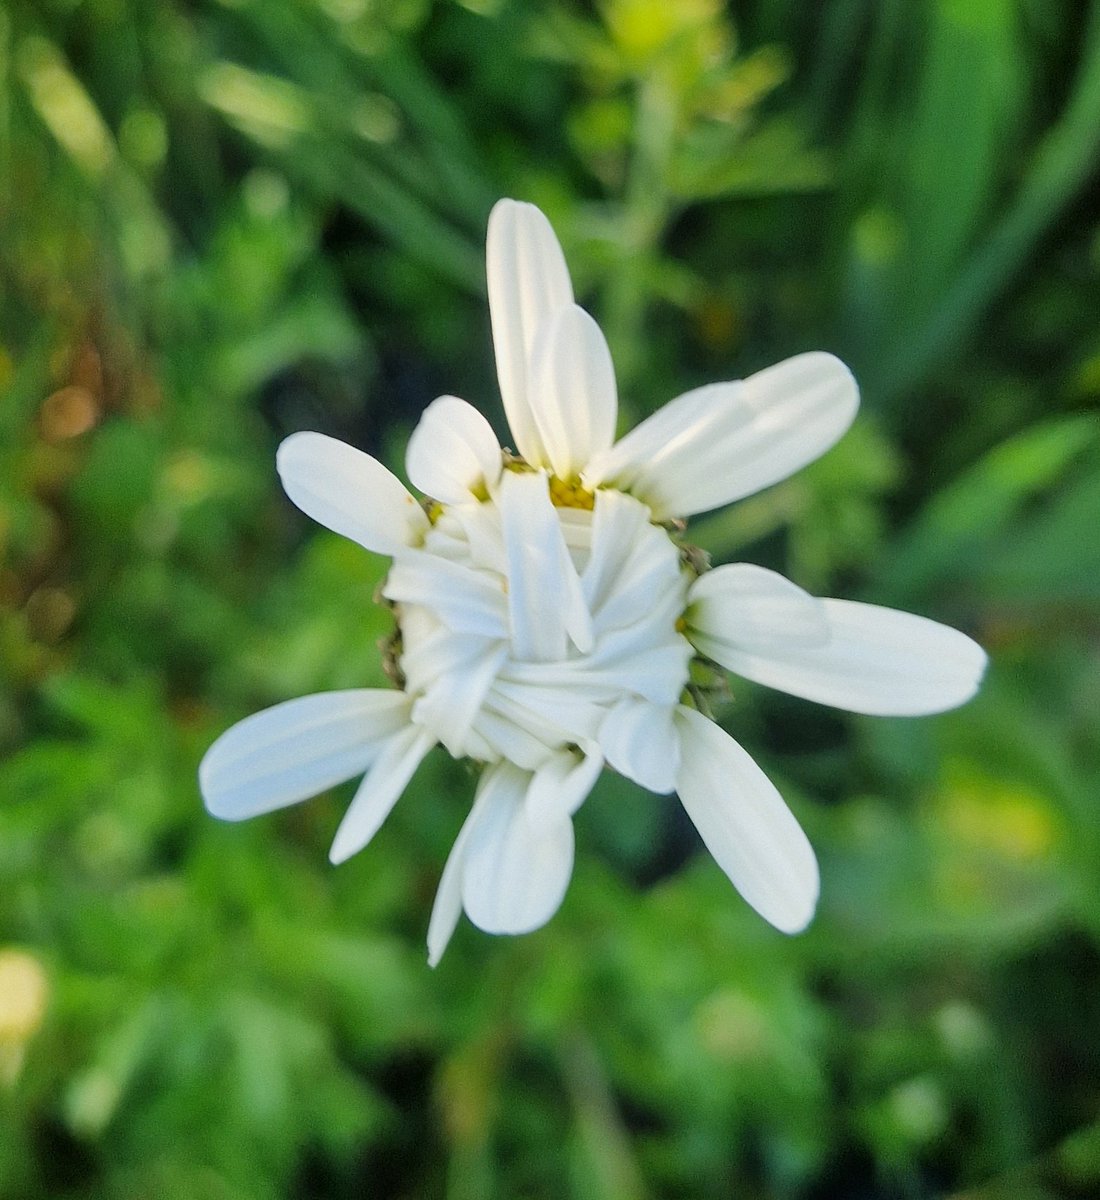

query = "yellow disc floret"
[548, 475, 596, 510]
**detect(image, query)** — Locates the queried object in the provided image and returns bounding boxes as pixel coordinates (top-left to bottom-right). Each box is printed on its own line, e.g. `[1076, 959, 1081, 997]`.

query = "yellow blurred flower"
[0, 948, 49, 1086]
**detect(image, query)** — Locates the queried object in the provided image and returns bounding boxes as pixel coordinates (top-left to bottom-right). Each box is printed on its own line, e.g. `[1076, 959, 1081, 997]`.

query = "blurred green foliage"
[2, 0, 1100, 1197]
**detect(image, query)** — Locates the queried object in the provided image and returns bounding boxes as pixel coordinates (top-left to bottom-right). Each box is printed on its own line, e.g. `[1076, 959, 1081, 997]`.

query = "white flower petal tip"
[406, 395, 502, 504]
[487, 199, 574, 467]
[531, 304, 618, 480]
[675, 707, 819, 934]
[277, 431, 428, 555]
[704, 597, 987, 717]
[584, 350, 859, 519]
[199, 690, 411, 822]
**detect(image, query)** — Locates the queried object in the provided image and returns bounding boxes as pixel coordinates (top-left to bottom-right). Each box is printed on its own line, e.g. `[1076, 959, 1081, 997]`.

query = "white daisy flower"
[200, 199, 987, 965]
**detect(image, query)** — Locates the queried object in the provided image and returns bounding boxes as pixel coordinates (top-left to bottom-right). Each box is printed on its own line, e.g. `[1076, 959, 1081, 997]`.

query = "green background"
[2, 1, 1099, 1196]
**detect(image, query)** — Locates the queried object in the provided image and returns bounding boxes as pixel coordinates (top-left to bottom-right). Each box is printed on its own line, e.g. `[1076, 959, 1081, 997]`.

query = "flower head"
[200, 200, 986, 964]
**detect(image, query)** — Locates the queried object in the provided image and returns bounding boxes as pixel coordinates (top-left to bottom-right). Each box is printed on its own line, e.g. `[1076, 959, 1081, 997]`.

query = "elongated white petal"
[675, 707, 818, 933]
[383, 553, 509, 639]
[525, 746, 604, 834]
[701, 598, 987, 716]
[530, 305, 617, 480]
[461, 762, 575, 935]
[487, 199, 574, 465]
[584, 352, 858, 519]
[686, 564, 829, 657]
[503, 634, 693, 706]
[277, 432, 428, 554]
[406, 395, 502, 504]
[499, 470, 593, 660]
[200, 691, 410, 820]
[329, 724, 435, 864]
[599, 698, 680, 794]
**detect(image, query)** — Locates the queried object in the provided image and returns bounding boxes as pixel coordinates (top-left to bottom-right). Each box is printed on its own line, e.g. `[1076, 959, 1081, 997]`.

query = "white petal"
[200, 691, 410, 820]
[405, 395, 502, 504]
[599, 698, 680, 794]
[525, 746, 604, 834]
[499, 470, 593, 660]
[486, 199, 574, 466]
[328, 724, 435, 864]
[460, 762, 575, 935]
[383, 552, 509, 638]
[277, 432, 428, 554]
[675, 707, 818, 933]
[704, 598, 987, 716]
[530, 304, 617, 480]
[686, 564, 829, 657]
[426, 810, 477, 968]
[584, 352, 858, 519]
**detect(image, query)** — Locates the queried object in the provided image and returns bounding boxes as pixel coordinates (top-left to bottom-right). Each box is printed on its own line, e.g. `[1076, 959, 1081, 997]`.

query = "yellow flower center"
[547, 475, 595, 510]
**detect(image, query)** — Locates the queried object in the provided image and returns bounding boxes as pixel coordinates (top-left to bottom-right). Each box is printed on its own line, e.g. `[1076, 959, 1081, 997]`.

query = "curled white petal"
[581, 488, 689, 637]
[470, 701, 558, 771]
[502, 614, 694, 707]
[410, 640, 508, 758]
[499, 470, 593, 660]
[675, 707, 819, 934]
[383, 552, 509, 639]
[328, 724, 435, 864]
[584, 352, 858, 519]
[487, 199, 574, 466]
[580, 489, 651, 613]
[701, 598, 987, 716]
[406, 395, 502, 504]
[277, 432, 428, 554]
[200, 690, 410, 820]
[449, 503, 507, 574]
[530, 304, 617, 480]
[686, 564, 829, 656]
[487, 678, 605, 746]
[460, 762, 575, 935]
